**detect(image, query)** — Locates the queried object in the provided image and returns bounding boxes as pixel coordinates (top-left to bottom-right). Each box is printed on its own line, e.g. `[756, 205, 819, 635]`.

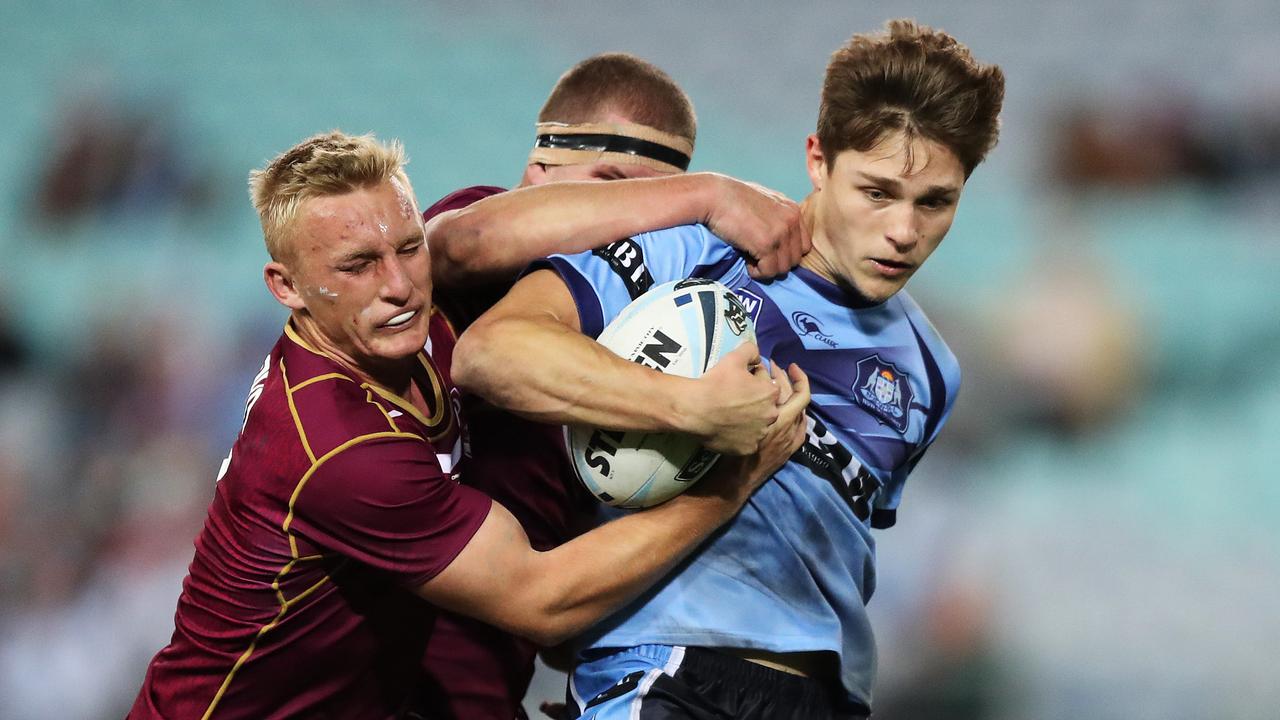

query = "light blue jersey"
[535, 224, 959, 709]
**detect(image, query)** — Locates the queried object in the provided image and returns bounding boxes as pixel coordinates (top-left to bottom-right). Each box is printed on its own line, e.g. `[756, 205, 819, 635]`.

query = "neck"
[291, 313, 415, 395]
[797, 193, 830, 280]
[794, 193, 880, 308]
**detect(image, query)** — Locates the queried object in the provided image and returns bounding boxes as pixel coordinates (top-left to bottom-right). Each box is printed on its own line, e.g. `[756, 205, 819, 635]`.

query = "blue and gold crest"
[853, 354, 913, 433]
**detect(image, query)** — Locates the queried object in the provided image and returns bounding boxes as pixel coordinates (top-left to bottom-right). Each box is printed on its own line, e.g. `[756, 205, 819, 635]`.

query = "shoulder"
[422, 185, 506, 222]
[304, 432, 435, 499]
[893, 291, 960, 393]
[293, 429, 485, 542]
[287, 430, 490, 585]
[631, 223, 733, 256]
[599, 223, 743, 283]
[277, 342, 421, 460]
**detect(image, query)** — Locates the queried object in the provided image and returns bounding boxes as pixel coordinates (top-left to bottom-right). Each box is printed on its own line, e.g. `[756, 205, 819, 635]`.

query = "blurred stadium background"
[1, 1, 1278, 718]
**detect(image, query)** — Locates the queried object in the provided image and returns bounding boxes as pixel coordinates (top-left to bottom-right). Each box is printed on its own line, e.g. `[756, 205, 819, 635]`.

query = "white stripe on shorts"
[626, 646, 688, 720]
[662, 646, 686, 676]
[628, 669, 663, 720]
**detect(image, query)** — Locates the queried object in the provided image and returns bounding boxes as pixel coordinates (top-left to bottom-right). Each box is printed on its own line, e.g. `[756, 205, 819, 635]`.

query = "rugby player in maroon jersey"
[420, 54, 811, 718]
[128, 130, 809, 720]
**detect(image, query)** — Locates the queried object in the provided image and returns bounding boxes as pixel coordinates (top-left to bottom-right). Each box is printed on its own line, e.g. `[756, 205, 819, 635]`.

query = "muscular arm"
[452, 269, 780, 454]
[419, 361, 809, 647]
[426, 172, 806, 287]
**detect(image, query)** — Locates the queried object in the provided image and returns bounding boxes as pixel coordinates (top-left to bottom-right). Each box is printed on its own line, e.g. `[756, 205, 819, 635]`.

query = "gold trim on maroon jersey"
[280, 319, 456, 443]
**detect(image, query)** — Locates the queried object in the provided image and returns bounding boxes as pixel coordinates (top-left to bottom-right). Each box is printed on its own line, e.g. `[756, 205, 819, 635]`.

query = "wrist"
[664, 376, 712, 437]
[682, 172, 725, 226]
[666, 471, 744, 519]
[688, 455, 755, 511]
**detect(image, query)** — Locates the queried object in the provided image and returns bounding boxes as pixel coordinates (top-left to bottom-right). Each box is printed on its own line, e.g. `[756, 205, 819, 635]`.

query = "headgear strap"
[529, 121, 693, 173]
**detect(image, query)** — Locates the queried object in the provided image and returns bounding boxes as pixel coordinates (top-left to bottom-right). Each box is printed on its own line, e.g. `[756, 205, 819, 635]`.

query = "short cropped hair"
[249, 131, 414, 262]
[817, 19, 1005, 178]
[538, 53, 697, 146]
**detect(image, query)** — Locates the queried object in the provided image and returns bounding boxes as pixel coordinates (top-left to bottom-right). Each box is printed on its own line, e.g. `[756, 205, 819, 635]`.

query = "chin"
[869, 286, 904, 304]
[860, 272, 913, 303]
[841, 278, 892, 306]
[373, 332, 429, 362]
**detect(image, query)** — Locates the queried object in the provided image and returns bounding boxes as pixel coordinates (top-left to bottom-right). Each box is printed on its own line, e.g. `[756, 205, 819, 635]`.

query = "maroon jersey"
[131, 314, 491, 720]
[419, 187, 598, 719]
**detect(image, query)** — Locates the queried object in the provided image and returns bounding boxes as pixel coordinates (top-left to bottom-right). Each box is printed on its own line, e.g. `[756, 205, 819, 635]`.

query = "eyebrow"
[856, 172, 960, 197]
[336, 249, 378, 264]
[335, 232, 424, 264]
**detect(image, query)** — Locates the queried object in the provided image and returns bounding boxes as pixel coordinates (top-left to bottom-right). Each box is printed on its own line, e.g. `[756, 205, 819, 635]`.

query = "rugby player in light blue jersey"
[455, 19, 1005, 720]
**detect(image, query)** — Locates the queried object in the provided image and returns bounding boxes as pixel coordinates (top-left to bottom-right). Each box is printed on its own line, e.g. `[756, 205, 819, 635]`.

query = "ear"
[264, 261, 306, 311]
[519, 163, 549, 188]
[805, 134, 827, 192]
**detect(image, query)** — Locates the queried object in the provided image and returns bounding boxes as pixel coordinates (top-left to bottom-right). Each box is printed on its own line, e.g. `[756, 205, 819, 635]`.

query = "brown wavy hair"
[817, 19, 1005, 178]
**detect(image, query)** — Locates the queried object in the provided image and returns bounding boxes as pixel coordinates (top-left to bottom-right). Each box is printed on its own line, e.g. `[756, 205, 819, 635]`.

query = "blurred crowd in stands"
[2, 20, 1279, 720]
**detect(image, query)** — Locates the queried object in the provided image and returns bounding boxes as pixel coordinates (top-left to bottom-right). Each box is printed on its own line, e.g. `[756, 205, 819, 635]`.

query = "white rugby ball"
[567, 278, 756, 508]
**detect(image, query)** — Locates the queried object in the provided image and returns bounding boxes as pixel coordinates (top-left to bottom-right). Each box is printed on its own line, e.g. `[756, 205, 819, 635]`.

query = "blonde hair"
[249, 131, 414, 261]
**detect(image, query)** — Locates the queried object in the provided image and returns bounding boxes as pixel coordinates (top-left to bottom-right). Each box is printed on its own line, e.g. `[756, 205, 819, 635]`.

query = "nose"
[380, 254, 414, 303]
[885, 203, 920, 253]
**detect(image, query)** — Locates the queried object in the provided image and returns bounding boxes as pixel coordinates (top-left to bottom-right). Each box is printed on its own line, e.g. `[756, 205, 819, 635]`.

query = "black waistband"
[678, 647, 871, 718]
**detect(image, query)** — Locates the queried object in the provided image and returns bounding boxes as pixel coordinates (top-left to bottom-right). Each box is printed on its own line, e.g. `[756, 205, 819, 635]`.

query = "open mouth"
[380, 309, 418, 329]
[870, 258, 914, 276]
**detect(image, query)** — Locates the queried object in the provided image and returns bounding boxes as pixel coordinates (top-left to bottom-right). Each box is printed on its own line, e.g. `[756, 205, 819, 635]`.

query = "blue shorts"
[567, 645, 869, 720]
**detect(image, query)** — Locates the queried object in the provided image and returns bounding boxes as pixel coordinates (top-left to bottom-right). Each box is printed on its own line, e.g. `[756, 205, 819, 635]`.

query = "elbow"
[426, 210, 499, 287]
[451, 324, 490, 395]
[534, 625, 576, 649]
[513, 621, 573, 649]
[452, 319, 522, 408]
[505, 598, 584, 648]
[499, 565, 591, 647]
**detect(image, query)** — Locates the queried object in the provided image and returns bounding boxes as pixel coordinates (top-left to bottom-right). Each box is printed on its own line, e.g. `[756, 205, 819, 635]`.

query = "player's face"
[286, 178, 431, 368]
[805, 131, 965, 304]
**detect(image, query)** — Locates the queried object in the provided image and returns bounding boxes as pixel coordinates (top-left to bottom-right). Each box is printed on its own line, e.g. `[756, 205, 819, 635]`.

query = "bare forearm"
[515, 465, 750, 644]
[419, 367, 807, 647]
[454, 269, 779, 452]
[509, 383, 811, 646]
[454, 311, 691, 433]
[428, 173, 720, 286]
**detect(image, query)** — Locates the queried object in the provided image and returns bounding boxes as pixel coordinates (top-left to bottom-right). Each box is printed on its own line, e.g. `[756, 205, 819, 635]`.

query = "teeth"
[385, 310, 416, 327]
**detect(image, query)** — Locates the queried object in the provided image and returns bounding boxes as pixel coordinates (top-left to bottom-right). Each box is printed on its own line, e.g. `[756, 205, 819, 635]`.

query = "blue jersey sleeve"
[528, 224, 748, 338]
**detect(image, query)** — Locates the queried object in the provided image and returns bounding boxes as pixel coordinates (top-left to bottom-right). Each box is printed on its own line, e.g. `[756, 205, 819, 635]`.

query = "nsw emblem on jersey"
[853, 354, 913, 433]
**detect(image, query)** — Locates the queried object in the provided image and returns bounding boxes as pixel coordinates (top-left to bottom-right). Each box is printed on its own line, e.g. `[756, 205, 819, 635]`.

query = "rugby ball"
[567, 278, 756, 508]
